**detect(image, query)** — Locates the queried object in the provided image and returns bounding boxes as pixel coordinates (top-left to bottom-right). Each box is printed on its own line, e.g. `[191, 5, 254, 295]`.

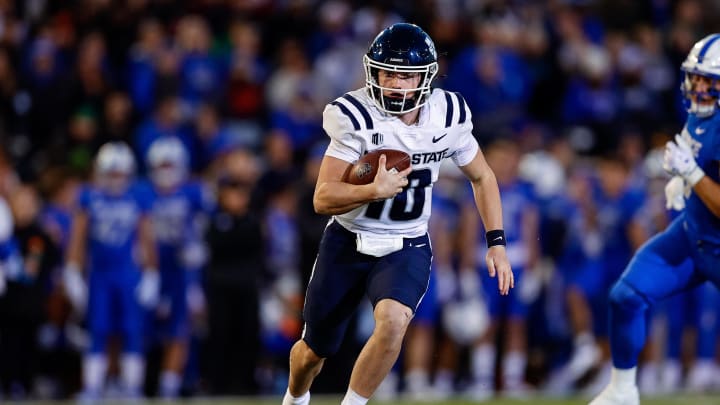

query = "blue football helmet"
[363, 23, 439, 114]
[681, 33, 720, 117]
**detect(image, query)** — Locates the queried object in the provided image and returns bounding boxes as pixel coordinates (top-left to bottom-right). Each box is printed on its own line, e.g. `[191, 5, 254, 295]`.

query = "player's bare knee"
[373, 299, 412, 343]
[292, 340, 325, 370]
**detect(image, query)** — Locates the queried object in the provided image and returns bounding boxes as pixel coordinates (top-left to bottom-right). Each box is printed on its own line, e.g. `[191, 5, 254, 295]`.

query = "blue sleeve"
[133, 182, 154, 213]
[191, 181, 216, 213]
[77, 185, 92, 211]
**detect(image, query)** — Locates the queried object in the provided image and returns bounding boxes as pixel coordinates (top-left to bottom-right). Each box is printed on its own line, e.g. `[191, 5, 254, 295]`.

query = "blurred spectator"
[176, 15, 225, 112]
[99, 91, 134, 145]
[224, 19, 267, 120]
[127, 18, 167, 116]
[0, 185, 59, 399]
[37, 166, 81, 251]
[204, 151, 263, 395]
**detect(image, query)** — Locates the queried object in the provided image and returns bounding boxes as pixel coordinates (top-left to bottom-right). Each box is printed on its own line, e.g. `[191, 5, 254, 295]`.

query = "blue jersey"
[592, 182, 645, 274]
[141, 180, 212, 270]
[681, 113, 720, 243]
[79, 183, 151, 270]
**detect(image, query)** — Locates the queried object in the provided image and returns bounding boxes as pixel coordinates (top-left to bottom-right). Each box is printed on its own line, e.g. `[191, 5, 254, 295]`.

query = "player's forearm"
[66, 212, 87, 269]
[471, 171, 504, 232]
[457, 202, 479, 269]
[313, 181, 380, 215]
[139, 216, 158, 270]
[693, 176, 720, 218]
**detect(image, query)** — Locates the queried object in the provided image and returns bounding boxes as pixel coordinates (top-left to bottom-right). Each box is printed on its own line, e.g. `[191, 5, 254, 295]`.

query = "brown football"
[343, 149, 411, 185]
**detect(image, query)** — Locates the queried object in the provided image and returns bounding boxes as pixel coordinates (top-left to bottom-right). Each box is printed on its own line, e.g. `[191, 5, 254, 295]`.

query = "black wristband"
[486, 229, 506, 248]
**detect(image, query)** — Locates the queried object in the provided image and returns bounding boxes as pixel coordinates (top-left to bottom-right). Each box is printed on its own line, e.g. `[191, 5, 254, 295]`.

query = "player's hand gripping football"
[373, 154, 412, 199]
[486, 246, 513, 295]
[663, 134, 705, 186]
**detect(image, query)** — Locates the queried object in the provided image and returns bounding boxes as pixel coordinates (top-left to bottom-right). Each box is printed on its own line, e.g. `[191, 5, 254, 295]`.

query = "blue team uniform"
[609, 112, 720, 368]
[480, 180, 536, 317]
[142, 180, 211, 339]
[80, 183, 152, 354]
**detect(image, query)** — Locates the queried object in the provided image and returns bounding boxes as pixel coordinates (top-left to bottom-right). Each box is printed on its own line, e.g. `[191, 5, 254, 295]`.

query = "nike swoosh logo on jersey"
[696, 127, 706, 135]
[432, 133, 447, 143]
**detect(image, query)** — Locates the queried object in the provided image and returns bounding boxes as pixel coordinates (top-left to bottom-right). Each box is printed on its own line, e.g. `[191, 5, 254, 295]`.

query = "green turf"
[8, 395, 720, 405]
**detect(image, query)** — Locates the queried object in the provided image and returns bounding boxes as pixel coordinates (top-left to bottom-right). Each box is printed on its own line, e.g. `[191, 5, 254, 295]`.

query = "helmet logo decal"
[425, 37, 437, 59]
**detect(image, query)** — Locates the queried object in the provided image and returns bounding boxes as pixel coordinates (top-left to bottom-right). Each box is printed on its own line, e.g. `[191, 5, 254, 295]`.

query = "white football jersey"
[323, 88, 479, 238]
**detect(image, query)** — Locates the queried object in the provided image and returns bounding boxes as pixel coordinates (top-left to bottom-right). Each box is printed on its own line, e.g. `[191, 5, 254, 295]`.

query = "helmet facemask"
[364, 55, 438, 115]
[681, 71, 720, 118]
[680, 34, 720, 118]
[94, 142, 135, 195]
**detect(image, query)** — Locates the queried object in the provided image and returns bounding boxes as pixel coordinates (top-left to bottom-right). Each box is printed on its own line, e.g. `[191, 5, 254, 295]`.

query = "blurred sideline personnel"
[142, 136, 211, 399]
[282, 23, 514, 405]
[63, 142, 159, 401]
[590, 33, 720, 405]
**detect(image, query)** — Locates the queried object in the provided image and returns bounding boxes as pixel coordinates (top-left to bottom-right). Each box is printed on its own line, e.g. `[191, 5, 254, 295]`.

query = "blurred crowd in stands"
[1, 0, 720, 401]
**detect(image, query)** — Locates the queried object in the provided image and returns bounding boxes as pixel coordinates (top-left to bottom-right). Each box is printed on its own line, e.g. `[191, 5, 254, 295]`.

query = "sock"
[502, 350, 527, 388]
[405, 369, 429, 394]
[340, 388, 369, 405]
[472, 344, 496, 386]
[433, 369, 454, 394]
[282, 389, 310, 405]
[120, 353, 145, 397]
[610, 367, 637, 390]
[160, 371, 181, 399]
[83, 354, 108, 395]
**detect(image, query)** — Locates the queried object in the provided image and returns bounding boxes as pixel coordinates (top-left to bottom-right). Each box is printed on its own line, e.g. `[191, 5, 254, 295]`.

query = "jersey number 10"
[365, 169, 432, 221]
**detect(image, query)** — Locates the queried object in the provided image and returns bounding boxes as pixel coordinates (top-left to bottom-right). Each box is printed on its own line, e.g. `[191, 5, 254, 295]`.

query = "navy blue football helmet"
[363, 23, 439, 114]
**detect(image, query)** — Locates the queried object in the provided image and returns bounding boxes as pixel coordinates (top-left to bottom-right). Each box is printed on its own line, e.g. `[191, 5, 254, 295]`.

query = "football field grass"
[11, 394, 719, 405]
[190, 395, 717, 405]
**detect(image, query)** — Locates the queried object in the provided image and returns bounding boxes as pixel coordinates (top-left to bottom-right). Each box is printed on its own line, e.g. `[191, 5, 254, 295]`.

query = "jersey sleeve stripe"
[444, 91, 454, 128]
[342, 94, 374, 130]
[453, 92, 467, 124]
[330, 101, 361, 131]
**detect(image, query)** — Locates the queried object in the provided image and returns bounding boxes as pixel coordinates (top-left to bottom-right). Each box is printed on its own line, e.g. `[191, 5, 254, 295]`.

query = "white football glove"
[63, 264, 87, 313]
[665, 175, 686, 211]
[136, 270, 160, 308]
[186, 282, 206, 315]
[663, 134, 705, 186]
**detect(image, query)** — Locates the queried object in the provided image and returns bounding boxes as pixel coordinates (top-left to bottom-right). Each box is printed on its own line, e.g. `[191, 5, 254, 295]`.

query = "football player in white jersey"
[281, 23, 513, 405]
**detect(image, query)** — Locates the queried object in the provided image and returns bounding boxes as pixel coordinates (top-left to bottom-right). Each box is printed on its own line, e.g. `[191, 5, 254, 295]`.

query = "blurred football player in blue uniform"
[282, 23, 513, 405]
[143, 136, 211, 399]
[467, 139, 540, 399]
[591, 34, 720, 405]
[0, 196, 21, 297]
[62, 142, 159, 401]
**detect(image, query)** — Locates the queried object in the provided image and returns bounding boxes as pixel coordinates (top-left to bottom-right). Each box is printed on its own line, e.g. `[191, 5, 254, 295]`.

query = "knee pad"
[609, 279, 650, 313]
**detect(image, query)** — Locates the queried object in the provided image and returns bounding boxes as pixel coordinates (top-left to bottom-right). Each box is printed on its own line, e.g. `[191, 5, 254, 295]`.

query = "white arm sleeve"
[322, 104, 363, 163]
